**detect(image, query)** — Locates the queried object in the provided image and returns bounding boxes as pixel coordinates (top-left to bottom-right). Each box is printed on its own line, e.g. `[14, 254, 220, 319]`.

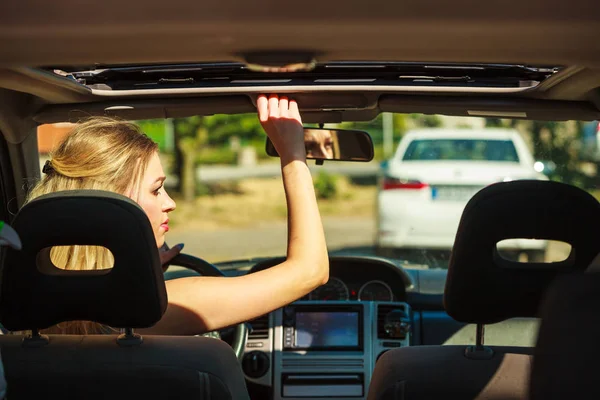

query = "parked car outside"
[376, 128, 549, 264]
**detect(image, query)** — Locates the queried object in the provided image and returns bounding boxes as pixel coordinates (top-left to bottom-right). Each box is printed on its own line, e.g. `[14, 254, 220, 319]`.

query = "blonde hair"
[24, 116, 159, 334]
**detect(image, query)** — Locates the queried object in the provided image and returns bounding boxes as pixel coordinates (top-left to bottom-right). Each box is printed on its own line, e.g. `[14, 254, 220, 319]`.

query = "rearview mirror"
[265, 128, 374, 162]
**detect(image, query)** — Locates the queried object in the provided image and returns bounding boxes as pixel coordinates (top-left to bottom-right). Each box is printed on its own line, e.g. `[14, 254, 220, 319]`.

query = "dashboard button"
[382, 341, 402, 348]
[247, 342, 264, 348]
[242, 351, 270, 378]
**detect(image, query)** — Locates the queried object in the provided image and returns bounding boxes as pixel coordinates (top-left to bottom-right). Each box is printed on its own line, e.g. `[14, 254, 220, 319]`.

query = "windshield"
[37, 115, 597, 270]
[402, 139, 519, 162]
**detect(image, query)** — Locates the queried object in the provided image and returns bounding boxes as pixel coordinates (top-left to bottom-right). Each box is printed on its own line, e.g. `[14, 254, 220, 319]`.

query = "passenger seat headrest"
[445, 180, 600, 324]
[0, 190, 167, 332]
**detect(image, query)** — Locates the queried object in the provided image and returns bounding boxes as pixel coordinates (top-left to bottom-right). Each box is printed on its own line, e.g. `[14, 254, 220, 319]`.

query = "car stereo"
[282, 304, 363, 351]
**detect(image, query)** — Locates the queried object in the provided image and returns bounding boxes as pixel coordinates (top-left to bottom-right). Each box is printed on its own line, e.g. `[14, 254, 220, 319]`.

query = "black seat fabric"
[371, 346, 532, 400]
[1, 335, 242, 400]
[0, 190, 249, 400]
[368, 180, 600, 400]
[530, 273, 600, 400]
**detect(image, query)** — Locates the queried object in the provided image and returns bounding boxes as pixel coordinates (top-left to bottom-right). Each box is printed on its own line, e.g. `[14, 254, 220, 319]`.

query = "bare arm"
[143, 95, 329, 335]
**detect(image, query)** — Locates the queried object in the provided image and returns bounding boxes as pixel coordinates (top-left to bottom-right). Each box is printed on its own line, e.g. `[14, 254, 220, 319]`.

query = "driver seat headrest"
[0, 190, 167, 332]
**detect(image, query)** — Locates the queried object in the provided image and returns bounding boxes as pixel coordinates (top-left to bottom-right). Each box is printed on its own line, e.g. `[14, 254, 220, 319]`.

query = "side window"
[37, 123, 74, 174]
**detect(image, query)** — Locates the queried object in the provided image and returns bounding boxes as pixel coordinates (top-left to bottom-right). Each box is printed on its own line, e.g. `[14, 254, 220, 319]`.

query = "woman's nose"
[163, 190, 176, 212]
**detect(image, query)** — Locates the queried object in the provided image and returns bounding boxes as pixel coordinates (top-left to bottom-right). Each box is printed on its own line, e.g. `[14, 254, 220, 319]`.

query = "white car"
[376, 128, 548, 262]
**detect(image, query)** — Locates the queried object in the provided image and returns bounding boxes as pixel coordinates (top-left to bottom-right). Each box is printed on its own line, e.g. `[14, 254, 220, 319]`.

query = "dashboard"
[244, 256, 413, 400]
[249, 256, 411, 303]
[164, 254, 540, 400]
[309, 277, 394, 302]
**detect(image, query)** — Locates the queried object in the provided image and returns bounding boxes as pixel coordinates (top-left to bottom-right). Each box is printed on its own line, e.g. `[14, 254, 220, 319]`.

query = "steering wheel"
[165, 251, 248, 361]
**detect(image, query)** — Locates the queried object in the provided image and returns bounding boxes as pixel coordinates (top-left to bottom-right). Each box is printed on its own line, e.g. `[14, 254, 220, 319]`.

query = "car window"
[35, 116, 598, 272]
[402, 139, 520, 162]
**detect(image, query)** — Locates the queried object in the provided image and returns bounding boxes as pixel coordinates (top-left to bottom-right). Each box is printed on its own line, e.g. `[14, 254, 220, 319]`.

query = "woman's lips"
[160, 220, 169, 232]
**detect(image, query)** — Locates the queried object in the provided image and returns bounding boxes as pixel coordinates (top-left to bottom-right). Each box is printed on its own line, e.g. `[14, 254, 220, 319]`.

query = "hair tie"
[42, 160, 54, 175]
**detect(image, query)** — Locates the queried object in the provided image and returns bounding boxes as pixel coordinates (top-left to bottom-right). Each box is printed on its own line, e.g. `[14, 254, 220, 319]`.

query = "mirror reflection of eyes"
[305, 133, 334, 159]
[305, 140, 333, 150]
[266, 127, 374, 162]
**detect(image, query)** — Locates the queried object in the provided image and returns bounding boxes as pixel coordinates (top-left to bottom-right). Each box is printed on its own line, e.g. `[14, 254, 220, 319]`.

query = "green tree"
[484, 118, 588, 188]
[413, 114, 442, 128]
[171, 113, 266, 202]
[202, 114, 264, 146]
[136, 119, 168, 151]
[172, 116, 208, 202]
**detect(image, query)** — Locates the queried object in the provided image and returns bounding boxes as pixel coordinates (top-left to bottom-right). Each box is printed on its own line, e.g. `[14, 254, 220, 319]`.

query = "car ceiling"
[0, 0, 599, 67]
[0, 0, 599, 137]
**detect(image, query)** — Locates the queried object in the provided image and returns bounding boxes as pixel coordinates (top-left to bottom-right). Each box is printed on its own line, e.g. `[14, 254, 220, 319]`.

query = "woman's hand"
[257, 94, 306, 163]
[159, 242, 184, 271]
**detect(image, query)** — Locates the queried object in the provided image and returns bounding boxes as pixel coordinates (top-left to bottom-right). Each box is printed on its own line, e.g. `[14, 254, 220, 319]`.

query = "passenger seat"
[368, 180, 600, 400]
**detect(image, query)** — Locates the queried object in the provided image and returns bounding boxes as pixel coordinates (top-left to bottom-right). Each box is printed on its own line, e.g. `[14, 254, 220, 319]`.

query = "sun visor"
[379, 95, 600, 121]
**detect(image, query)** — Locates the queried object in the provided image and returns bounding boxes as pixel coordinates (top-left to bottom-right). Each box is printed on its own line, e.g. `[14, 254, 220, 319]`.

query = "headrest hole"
[496, 239, 572, 265]
[37, 246, 115, 274]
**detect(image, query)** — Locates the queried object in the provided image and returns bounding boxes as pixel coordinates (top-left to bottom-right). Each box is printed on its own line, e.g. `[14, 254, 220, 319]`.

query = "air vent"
[377, 304, 408, 339]
[282, 358, 364, 369]
[248, 314, 269, 339]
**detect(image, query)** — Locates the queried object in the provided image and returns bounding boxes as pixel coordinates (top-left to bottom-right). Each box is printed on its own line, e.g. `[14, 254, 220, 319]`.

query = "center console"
[242, 301, 411, 399]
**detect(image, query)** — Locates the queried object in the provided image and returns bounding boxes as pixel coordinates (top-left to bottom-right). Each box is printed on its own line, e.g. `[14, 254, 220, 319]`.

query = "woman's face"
[136, 152, 176, 247]
[305, 130, 334, 159]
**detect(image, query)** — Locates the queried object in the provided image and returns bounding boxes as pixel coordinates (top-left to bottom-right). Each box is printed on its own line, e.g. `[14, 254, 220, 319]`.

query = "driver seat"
[0, 190, 250, 400]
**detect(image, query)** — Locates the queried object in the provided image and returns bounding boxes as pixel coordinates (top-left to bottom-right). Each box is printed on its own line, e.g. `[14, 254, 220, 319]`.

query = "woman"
[28, 94, 329, 335]
[304, 129, 337, 160]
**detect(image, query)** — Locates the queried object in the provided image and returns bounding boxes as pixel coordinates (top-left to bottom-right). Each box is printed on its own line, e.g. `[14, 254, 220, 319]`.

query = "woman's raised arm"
[143, 94, 329, 334]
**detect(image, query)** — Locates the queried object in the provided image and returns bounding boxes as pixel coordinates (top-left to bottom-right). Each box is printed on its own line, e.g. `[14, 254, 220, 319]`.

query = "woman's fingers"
[260, 94, 297, 121]
[160, 243, 184, 266]
[279, 96, 289, 118]
[257, 94, 269, 123]
[256, 94, 305, 161]
[268, 94, 280, 118]
[289, 99, 301, 123]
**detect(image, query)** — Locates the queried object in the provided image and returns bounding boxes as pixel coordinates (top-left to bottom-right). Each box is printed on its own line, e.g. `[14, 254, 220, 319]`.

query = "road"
[197, 162, 379, 182]
[167, 216, 570, 266]
[167, 216, 376, 263]
[163, 161, 380, 186]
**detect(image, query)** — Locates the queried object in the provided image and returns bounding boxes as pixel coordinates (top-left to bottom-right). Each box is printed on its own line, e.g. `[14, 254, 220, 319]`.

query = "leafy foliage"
[484, 118, 592, 188]
[314, 171, 339, 200]
[172, 114, 263, 146]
